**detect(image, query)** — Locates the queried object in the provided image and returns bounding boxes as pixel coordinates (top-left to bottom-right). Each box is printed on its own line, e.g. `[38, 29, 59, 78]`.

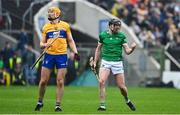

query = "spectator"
[8, 50, 22, 84]
[175, 34, 180, 47]
[138, 28, 155, 48]
[167, 24, 178, 42]
[0, 50, 11, 86]
[136, 2, 148, 26]
[17, 28, 29, 55]
[22, 43, 36, 85]
[1, 41, 14, 70]
[0, 55, 5, 85]
[129, 20, 141, 35]
[111, 0, 128, 19]
[153, 27, 163, 46]
[12, 63, 25, 85]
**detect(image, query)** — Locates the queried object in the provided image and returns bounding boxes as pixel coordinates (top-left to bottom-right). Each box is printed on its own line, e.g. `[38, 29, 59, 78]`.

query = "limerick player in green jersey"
[93, 19, 136, 111]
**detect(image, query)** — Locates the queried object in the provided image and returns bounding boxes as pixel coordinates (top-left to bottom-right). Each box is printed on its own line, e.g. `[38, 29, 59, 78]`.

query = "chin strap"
[48, 16, 60, 21]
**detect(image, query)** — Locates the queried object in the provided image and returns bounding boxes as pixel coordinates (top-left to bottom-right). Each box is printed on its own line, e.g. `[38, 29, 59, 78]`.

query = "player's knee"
[99, 80, 105, 87]
[56, 78, 64, 87]
[40, 79, 48, 86]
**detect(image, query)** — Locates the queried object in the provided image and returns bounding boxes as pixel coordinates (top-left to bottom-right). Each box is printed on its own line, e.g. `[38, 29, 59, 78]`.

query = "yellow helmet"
[48, 7, 61, 20]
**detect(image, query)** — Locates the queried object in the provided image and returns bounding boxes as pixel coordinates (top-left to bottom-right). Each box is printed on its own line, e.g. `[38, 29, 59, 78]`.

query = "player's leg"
[115, 74, 136, 111]
[35, 67, 52, 111]
[115, 73, 128, 100]
[54, 54, 67, 112]
[98, 67, 110, 111]
[55, 68, 66, 112]
[112, 61, 135, 111]
[35, 53, 54, 111]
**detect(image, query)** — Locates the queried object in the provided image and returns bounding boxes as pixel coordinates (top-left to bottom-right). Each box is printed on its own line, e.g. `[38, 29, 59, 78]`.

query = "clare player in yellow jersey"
[34, 6, 80, 112]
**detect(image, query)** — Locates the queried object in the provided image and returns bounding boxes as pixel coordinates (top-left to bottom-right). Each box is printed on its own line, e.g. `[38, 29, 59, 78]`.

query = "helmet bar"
[109, 19, 121, 26]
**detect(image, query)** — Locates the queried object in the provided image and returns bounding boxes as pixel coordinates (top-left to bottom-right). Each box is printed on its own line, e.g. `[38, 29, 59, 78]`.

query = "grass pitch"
[0, 86, 180, 114]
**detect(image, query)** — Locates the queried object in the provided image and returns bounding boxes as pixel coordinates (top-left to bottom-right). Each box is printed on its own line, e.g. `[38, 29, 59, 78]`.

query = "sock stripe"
[37, 102, 43, 105]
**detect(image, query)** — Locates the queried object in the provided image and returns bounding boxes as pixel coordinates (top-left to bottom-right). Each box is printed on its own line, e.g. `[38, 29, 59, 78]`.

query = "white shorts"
[100, 59, 124, 75]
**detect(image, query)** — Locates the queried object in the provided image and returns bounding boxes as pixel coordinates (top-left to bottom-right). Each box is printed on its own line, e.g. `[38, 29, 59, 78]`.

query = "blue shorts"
[42, 53, 67, 69]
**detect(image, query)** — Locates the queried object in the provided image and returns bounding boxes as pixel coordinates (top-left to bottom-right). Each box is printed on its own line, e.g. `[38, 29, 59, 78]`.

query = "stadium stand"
[89, 0, 180, 48]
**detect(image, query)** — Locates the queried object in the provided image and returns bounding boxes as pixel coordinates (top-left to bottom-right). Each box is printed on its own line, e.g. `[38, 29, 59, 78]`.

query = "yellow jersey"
[42, 21, 71, 55]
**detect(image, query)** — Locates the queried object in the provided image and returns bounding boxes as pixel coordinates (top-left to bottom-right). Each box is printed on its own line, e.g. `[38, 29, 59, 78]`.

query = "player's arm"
[93, 32, 103, 68]
[93, 42, 102, 68]
[67, 32, 78, 54]
[40, 35, 47, 49]
[123, 42, 136, 55]
[40, 26, 50, 49]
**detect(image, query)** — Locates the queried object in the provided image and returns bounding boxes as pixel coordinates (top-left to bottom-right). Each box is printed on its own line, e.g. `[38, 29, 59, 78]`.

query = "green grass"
[0, 86, 180, 114]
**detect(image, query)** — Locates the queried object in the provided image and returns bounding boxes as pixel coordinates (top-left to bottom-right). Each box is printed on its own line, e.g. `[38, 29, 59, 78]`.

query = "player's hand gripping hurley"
[89, 57, 100, 81]
[31, 38, 58, 70]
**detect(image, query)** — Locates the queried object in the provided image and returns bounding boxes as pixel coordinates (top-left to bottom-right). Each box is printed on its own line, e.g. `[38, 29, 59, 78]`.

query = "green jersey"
[99, 31, 127, 61]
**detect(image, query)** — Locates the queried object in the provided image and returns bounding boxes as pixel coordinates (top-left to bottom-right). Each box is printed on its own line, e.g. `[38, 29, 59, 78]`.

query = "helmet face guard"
[109, 19, 121, 33]
[48, 7, 61, 21]
[109, 19, 121, 26]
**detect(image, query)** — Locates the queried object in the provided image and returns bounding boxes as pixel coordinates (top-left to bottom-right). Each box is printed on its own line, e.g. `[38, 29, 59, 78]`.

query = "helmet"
[109, 19, 121, 26]
[48, 7, 61, 21]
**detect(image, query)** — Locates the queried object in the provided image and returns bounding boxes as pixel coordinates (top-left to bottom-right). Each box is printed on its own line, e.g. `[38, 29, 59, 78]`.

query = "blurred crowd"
[0, 29, 36, 86]
[88, 0, 180, 48]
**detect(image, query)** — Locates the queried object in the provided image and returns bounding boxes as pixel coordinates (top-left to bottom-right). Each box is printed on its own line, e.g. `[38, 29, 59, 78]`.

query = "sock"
[37, 100, 43, 105]
[100, 102, 105, 107]
[56, 102, 61, 107]
[124, 96, 130, 103]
